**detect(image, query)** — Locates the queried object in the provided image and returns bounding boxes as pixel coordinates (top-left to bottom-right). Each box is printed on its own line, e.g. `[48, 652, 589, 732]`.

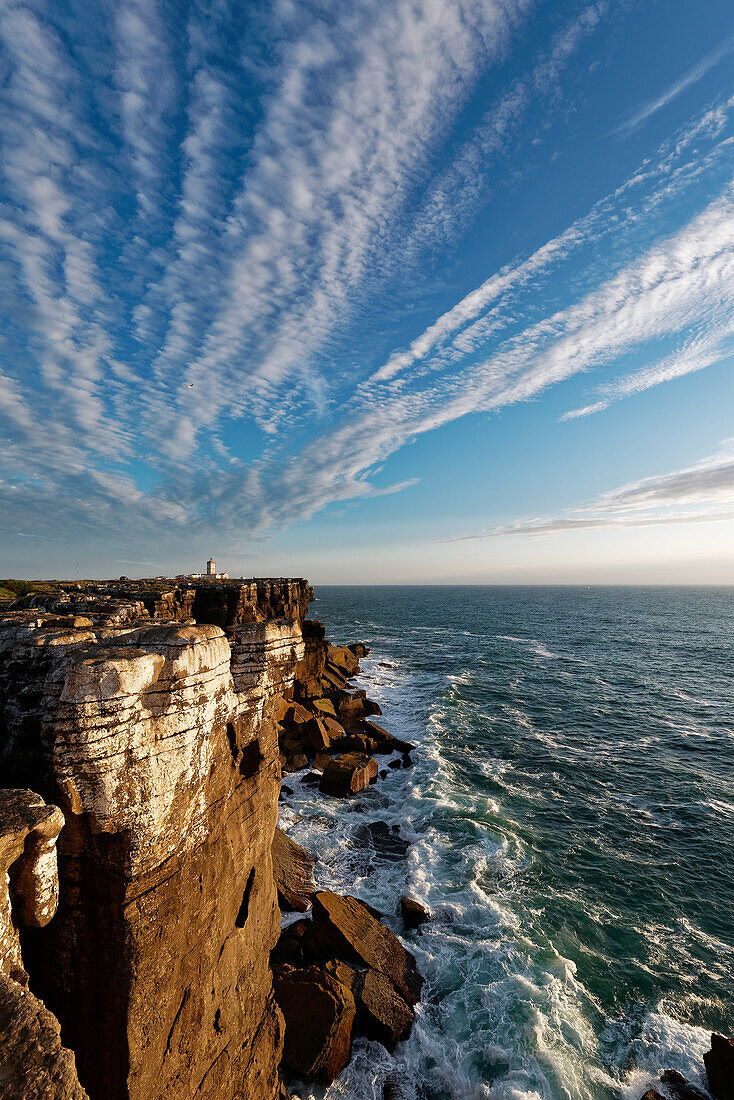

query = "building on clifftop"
[189, 557, 228, 580]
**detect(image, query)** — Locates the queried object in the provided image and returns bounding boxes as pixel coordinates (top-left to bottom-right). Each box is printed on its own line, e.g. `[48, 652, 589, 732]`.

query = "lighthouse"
[206, 557, 216, 576]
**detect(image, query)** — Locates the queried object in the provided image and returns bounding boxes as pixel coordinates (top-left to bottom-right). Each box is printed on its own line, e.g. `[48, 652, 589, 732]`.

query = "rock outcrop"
[272, 827, 316, 912]
[705, 1034, 734, 1100]
[0, 788, 87, 1098]
[0, 579, 310, 1100]
[1, 581, 422, 1099]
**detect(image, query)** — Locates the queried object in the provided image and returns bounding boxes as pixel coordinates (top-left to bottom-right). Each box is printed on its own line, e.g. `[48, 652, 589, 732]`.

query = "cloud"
[452, 442, 734, 540]
[614, 37, 734, 137]
[1, 1, 733, 560]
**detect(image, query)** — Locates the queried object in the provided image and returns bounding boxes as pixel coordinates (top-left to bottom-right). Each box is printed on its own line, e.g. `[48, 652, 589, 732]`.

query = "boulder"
[400, 896, 430, 930]
[309, 891, 423, 1005]
[347, 643, 371, 659]
[312, 697, 337, 718]
[335, 690, 367, 727]
[272, 828, 316, 912]
[322, 715, 346, 741]
[359, 720, 414, 754]
[301, 716, 332, 754]
[287, 702, 313, 729]
[339, 734, 381, 755]
[639, 1092, 665, 1100]
[284, 751, 309, 773]
[313, 752, 332, 773]
[705, 1034, 734, 1100]
[327, 644, 360, 678]
[319, 753, 378, 797]
[355, 968, 414, 1051]
[272, 964, 356, 1082]
[364, 698, 382, 716]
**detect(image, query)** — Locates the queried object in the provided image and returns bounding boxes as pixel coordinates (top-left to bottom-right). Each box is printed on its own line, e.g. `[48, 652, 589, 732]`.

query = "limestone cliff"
[0, 579, 311, 1100]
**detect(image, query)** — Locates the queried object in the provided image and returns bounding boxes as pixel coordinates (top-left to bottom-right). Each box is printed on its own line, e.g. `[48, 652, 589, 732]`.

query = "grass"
[0, 579, 58, 600]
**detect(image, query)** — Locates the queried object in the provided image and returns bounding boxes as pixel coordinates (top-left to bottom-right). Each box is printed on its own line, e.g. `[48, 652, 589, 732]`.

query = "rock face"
[705, 1034, 734, 1100]
[272, 827, 316, 912]
[0, 973, 89, 1100]
[0, 789, 64, 985]
[0, 579, 311, 1100]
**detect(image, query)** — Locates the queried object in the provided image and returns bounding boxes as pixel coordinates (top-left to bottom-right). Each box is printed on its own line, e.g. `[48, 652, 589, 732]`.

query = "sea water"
[277, 586, 734, 1100]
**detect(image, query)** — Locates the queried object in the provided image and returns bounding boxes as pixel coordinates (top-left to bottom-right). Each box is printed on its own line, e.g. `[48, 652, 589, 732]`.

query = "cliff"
[0, 579, 310, 1100]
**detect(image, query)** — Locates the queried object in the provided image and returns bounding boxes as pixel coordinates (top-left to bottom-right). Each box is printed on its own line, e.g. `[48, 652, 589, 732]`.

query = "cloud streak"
[452, 442, 734, 540]
[614, 37, 734, 136]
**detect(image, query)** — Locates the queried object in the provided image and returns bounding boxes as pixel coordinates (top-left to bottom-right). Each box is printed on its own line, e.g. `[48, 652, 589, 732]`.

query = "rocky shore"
[0, 577, 730, 1100]
[0, 578, 427, 1099]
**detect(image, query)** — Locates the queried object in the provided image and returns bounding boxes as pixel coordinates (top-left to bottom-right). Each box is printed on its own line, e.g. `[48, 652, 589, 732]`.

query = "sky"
[0, 0, 733, 583]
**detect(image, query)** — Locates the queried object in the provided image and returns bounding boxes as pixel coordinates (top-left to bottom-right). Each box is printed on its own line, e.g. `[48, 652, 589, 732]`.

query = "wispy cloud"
[614, 37, 734, 137]
[452, 441, 734, 540]
[1, 1, 733, 561]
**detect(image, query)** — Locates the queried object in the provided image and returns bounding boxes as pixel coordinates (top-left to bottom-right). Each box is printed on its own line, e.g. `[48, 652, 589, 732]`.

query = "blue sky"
[1, 0, 733, 582]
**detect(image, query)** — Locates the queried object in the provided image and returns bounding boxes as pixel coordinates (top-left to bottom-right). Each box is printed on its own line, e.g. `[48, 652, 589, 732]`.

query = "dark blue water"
[279, 587, 734, 1100]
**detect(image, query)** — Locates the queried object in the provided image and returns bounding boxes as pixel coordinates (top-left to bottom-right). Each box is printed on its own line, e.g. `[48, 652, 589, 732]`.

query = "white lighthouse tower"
[206, 557, 216, 576]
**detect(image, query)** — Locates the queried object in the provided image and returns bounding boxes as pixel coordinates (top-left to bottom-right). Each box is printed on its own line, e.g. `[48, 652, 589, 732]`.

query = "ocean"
[277, 586, 734, 1100]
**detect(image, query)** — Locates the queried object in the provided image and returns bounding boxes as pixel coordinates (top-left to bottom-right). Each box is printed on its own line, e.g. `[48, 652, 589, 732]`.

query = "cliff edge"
[0, 579, 309, 1100]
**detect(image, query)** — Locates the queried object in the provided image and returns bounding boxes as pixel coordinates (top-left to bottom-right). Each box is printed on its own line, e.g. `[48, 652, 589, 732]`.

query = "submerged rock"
[659, 1068, 710, 1100]
[705, 1034, 734, 1100]
[272, 828, 316, 912]
[356, 821, 410, 863]
[400, 896, 430, 930]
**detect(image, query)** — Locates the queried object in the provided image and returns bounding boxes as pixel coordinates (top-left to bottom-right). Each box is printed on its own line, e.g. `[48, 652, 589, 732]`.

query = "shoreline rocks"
[705, 1034, 734, 1099]
[400, 896, 430, 931]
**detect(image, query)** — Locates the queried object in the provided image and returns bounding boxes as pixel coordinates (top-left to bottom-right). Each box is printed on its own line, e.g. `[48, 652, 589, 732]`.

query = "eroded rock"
[0, 789, 64, 984]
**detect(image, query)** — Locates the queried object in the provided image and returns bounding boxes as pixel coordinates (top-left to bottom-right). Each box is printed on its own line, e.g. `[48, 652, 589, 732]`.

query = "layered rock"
[0, 579, 310, 1100]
